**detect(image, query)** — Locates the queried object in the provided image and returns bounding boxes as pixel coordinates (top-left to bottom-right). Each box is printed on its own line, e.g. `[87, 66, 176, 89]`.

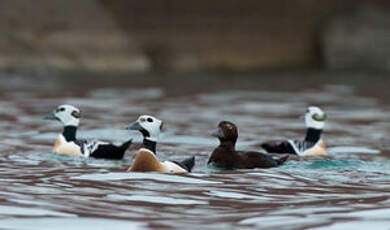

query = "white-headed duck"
[261, 106, 328, 157]
[45, 104, 132, 159]
[126, 115, 195, 173]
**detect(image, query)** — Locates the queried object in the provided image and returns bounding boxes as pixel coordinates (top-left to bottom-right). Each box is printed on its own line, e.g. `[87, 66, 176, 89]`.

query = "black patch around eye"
[147, 118, 153, 122]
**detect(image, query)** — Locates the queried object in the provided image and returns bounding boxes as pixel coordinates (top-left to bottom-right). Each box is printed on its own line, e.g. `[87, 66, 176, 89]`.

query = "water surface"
[0, 71, 389, 230]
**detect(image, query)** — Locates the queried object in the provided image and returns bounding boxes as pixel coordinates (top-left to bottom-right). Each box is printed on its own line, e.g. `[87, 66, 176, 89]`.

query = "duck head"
[45, 104, 81, 127]
[212, 121, 238, 146]
[305, 106, 326, 130]
[127, 115, 163, 142]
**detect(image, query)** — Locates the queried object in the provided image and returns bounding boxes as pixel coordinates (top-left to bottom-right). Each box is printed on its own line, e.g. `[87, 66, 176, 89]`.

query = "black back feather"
[90, 139, 132, 160]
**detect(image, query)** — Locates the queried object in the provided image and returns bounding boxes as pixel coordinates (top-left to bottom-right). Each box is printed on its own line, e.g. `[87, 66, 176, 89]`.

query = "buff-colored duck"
[45, 104, 131, 159]
[126, 115, 195, 173]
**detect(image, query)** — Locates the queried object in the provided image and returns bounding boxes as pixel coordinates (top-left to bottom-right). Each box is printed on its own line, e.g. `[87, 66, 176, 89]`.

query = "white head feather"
[51, 104, 81, 127]
[135, 115, 163, 142]
[305, 106, 326, 130]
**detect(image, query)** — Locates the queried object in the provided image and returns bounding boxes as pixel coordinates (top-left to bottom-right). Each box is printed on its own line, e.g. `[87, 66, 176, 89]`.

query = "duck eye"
[147, 118, 153, 122]
[56, 108, 65, 112]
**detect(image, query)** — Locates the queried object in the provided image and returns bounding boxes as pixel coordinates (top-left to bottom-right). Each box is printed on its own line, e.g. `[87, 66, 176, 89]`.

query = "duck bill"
[126, 121, 142, 131]
[44, 113, 59, 121]
[211, 128, 224, 139]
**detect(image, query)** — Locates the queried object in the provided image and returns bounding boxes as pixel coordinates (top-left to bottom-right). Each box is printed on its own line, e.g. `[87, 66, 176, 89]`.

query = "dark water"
[0, 71, 389, 230]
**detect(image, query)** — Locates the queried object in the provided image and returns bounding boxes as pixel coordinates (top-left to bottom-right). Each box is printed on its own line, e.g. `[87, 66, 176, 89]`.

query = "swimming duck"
[208, 121, 288, 170]
[261, 106, 328, 157]
[126, 115, 195, 173]
[44, 104, 132, 159]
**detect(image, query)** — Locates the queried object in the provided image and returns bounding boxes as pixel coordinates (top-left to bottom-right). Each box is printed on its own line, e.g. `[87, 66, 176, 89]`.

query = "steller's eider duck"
[126, 115, 195, 173]
[44, 104, 132, 159]
[261, 106, 328, 157]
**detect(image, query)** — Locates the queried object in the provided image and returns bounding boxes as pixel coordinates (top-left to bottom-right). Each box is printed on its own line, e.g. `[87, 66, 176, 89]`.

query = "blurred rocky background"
[0, 0, 390, 73]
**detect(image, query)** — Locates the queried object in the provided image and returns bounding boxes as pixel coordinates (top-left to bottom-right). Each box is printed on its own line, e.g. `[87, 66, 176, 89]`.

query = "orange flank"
[128, 148, 187, 173]
[302, 140, 328, 157]
[53, 136, 83, 156]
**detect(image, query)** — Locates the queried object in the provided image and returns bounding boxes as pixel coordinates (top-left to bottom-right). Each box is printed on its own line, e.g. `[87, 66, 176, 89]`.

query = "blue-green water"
[0, 72, 389, 230]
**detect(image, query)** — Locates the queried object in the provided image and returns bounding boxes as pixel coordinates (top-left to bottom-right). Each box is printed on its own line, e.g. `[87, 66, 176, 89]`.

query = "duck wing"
[74, 139, 132, 160]
[261, 140, 297, 154]
[237, 151, 283, 169]
[287, 140, 316, 156]
[261, 138, 317, 155]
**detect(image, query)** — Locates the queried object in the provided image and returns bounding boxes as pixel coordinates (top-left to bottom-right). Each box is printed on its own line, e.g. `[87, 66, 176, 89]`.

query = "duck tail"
[173, 156, 195, 172]
[109, 139, 133, 160]
[181, 156, 195, 172]
[276, 155, 289, 166]
[120, 139, 133, 151]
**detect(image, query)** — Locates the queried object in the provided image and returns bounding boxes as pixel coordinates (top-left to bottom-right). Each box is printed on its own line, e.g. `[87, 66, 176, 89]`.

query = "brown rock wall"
[0, 0, 389, 72]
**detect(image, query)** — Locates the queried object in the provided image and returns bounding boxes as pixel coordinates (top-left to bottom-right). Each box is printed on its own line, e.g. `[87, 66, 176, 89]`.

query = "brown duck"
[208, 121, 288, 170]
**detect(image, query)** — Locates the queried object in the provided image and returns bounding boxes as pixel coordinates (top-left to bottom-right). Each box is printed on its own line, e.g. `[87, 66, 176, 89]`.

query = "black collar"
[63, 126, 77, 142]
[143, 138, 157, 154]
[304, 128, 322, 143]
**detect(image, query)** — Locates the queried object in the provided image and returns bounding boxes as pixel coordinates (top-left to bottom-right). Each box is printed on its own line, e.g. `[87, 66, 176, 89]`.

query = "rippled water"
[0, 72, 389, 230]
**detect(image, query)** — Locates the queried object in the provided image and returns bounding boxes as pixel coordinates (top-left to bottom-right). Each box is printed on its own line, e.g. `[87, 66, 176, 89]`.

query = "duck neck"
[63, 126, 77, 142]
[219, 141, 236, 151]
[305, 128, 322, 143]
[143, 138, 157, 154]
